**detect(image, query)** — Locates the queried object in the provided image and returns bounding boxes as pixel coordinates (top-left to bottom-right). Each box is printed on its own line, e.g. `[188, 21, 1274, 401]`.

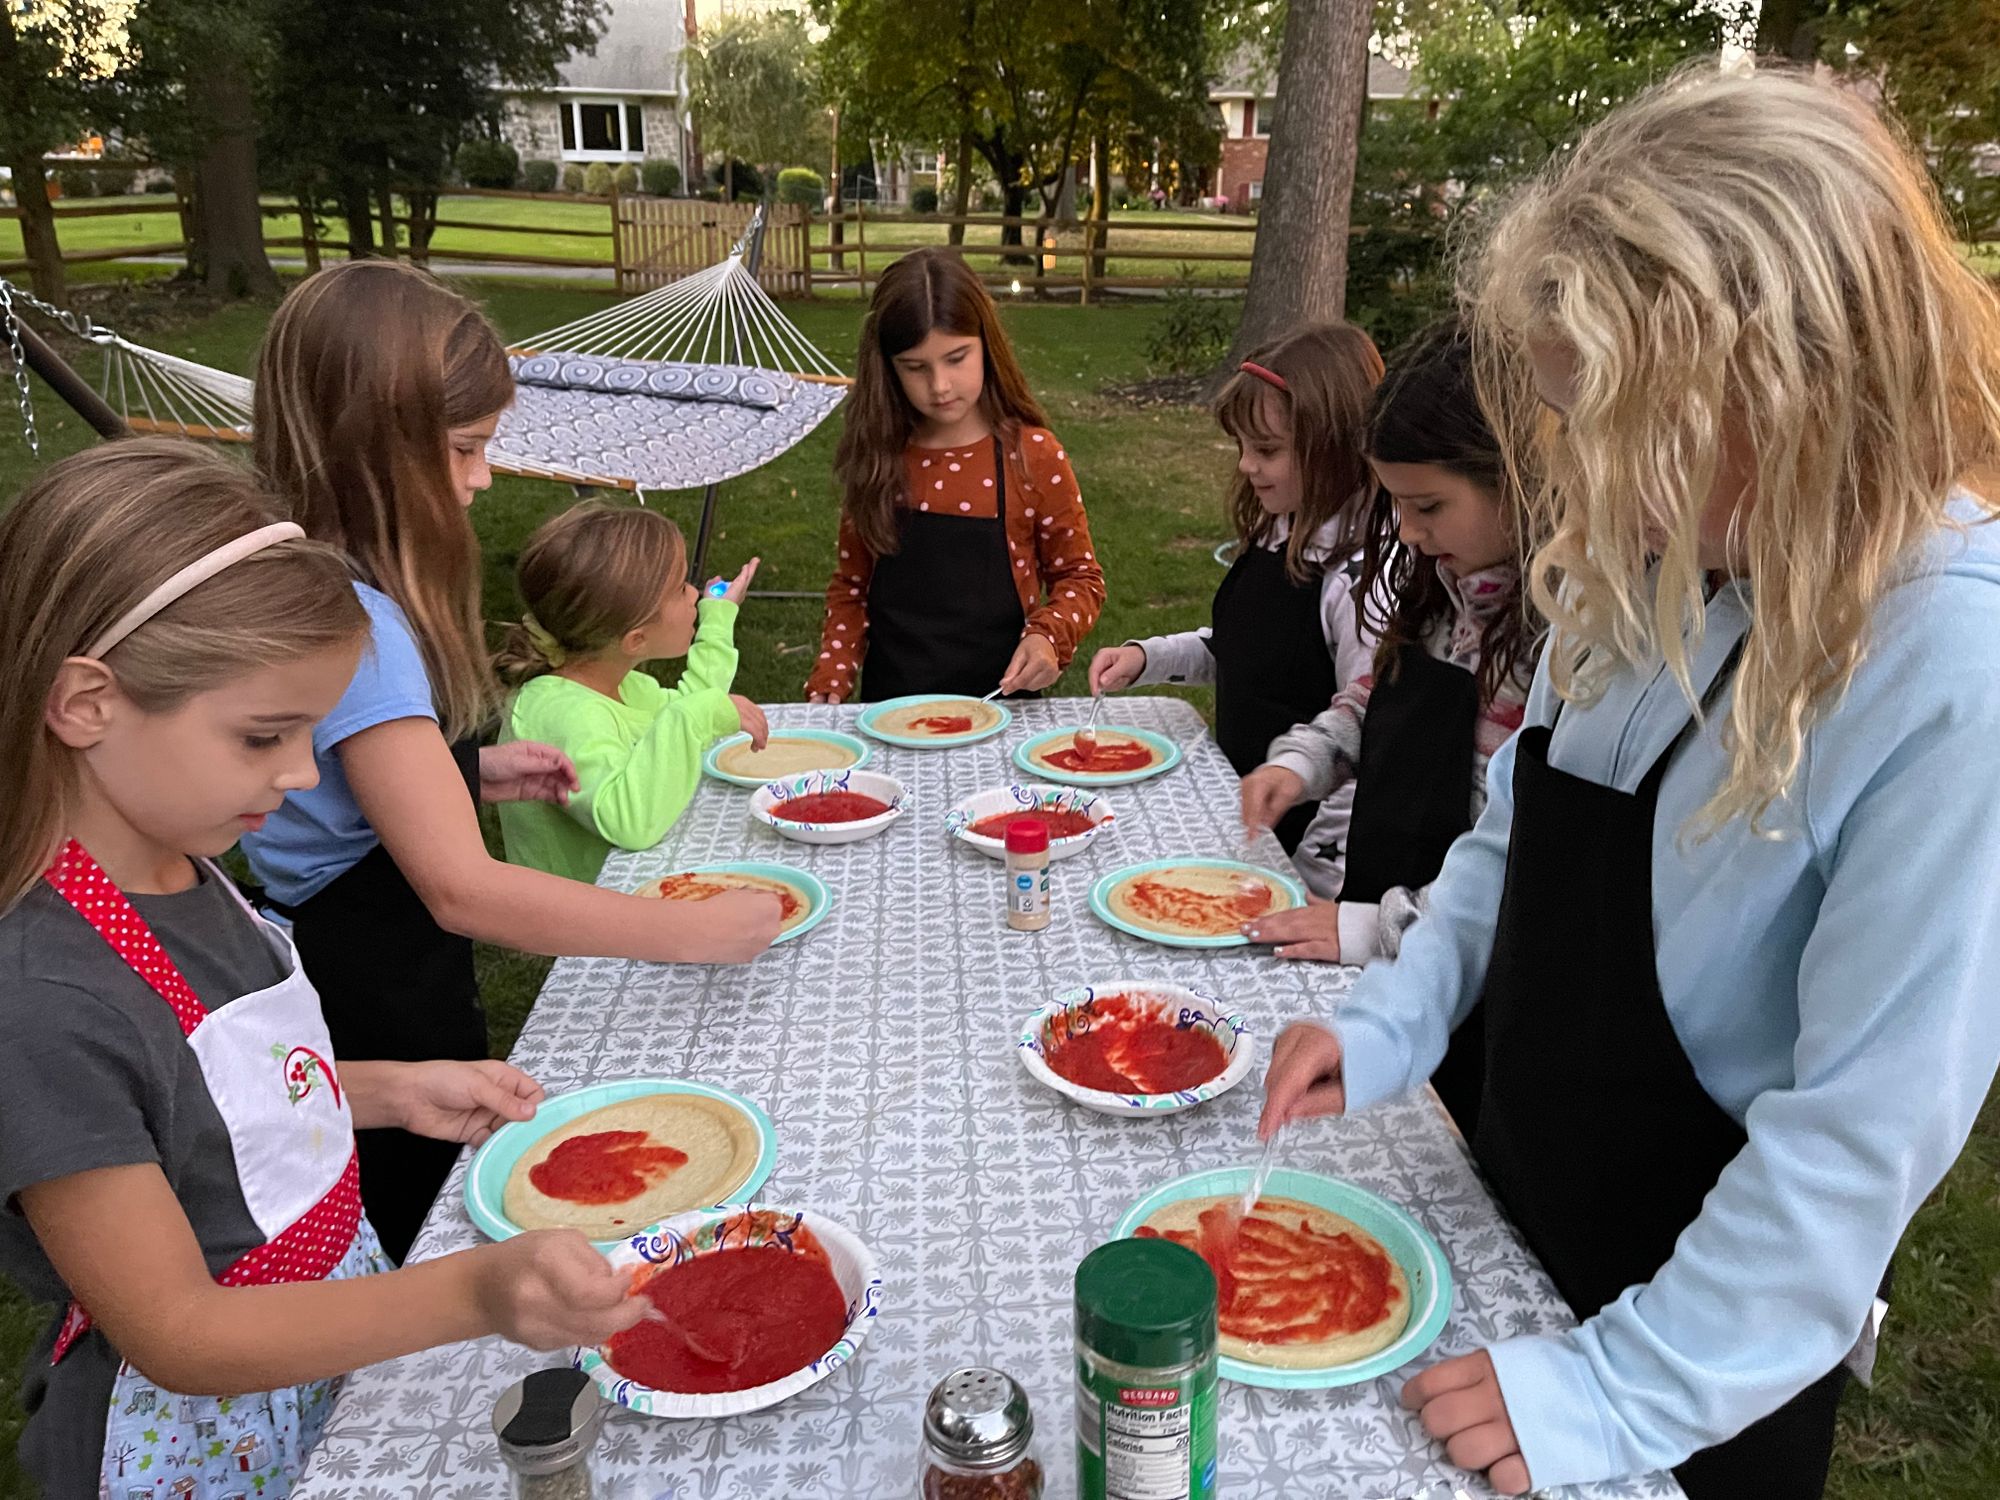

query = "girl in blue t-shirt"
[0, 440, 645, 1500]
[243, 262, 784, 1259]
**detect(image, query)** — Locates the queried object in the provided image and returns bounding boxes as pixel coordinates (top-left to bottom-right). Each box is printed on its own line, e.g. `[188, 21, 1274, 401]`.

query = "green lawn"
[0, 273, 1994, 1497]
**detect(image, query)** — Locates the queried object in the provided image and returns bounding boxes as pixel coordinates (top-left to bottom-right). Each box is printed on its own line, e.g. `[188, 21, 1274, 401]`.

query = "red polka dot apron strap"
[41, 840, 364, 1364]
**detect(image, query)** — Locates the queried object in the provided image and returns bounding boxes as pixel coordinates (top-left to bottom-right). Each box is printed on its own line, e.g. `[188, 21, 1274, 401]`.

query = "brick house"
[1212, 49, 1412, 212]
[498, 0, 694, 183]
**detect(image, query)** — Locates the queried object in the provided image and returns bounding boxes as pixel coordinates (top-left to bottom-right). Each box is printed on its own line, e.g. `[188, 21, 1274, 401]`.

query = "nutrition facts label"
[1103, 1401, 1192, 1499]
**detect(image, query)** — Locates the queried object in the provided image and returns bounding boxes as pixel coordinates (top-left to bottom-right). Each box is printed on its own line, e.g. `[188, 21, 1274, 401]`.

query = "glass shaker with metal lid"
[919, 1365, 1045, 1499]
[493, 1366, 608, 1500]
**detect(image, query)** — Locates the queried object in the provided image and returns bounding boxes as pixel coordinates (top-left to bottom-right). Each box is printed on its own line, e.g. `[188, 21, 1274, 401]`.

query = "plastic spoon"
[636, 1301, 738, 1364]
[1073, 693, 1107, 757]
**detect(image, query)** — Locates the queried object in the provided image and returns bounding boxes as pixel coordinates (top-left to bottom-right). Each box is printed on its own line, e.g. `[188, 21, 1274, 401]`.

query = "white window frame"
[1254, 98, 1275, 138]
[1247, 178, 1264, 201]
[909, 150, 940, 174]
[560, 97, 647, 163]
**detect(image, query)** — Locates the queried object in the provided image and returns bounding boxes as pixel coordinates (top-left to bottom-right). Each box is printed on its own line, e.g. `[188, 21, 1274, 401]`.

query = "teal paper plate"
[1011, 724, 1183, 787]
[1089, 858, 1308, 949]
[636, 862, 834, 946]
[855, 694, 1013, 748]
[1114, 1166, 1452, 1389]
[702, 729, 872, 789]
[465, 1077, 779, 1249]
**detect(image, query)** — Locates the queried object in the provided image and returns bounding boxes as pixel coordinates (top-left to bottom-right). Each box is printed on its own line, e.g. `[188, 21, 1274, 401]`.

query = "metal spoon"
[1073, 692, 1107, 756]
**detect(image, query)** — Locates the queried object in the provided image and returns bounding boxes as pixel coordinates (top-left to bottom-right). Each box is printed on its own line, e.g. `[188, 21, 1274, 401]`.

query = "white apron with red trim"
[39, 843, 391, 1500]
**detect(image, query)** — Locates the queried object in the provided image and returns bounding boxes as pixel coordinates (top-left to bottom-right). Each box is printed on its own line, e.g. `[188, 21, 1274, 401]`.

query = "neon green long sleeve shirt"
[498, 598, 743, 883]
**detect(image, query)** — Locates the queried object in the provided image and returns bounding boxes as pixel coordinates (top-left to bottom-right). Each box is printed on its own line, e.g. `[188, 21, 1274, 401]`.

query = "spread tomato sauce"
[969, 806, 1097, 840]
[1043, 992, 1228, 1094]
[1138, 1204, 1401, 1344]
[775, 790, 891, 823]
[652, 873, 804, 921]
[910, 714, 974, 735]
[1043, 737, 1155, 774]
[606, 1245, 849, 1393]
[529, 1131, 689, 1205]
[1126, 876, 1274, 934]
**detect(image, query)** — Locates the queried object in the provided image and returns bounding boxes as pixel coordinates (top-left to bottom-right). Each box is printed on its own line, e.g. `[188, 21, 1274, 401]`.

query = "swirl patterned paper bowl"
[751, 769, 907, 846]
[576, 1204, 883, 1420]
[1016, 980, 1255, 1116]
[944, 782, 1114, 862]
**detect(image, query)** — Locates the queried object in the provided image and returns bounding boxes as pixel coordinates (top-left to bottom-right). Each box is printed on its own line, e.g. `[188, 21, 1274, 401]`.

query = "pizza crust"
[503, 1094, 762, 1238]
[715, 736, 858, 779]
[1104, 865, 1296, 938]
[1022, 732, 1160, 775]
[871, 699, 1003, 738]
[637, 871, 814, 933]
[1140, 1195, 1411, 1368]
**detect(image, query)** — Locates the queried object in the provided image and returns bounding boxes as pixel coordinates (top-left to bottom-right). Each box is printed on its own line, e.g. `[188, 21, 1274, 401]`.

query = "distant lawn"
[0, 271, 1994, 1499]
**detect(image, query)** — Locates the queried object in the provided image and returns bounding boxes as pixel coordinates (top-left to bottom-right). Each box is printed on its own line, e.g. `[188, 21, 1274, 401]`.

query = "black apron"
[1340, 643, 1485, 1134]
[1207, 541, 1344, 853]
[266, 736, 488, 1265]
[861, 436, 1026, 703]
[1470, 642, 1851, 1496]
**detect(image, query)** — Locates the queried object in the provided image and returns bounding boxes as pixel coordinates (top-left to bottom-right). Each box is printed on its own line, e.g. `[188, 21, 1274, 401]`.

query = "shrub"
[522, 158, 560, 193]
[697, 186, 724, 203]
[583, 162, 615, 197]
[53, 166, 97, 199]
[708, 159, 762, 200]
[455, 137, 519, 189]
[777, 167, 824, 210]
[612, 163, 640, 194]
[640, 158, 681, 197]
[911, 185, 939, 214]
[1144, 267, 1239, 375]
[561, 163, 587, 193]
[978, 188, 1002, 212]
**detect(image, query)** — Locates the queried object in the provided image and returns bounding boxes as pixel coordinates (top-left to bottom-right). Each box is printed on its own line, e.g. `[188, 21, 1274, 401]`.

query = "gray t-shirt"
[0, 863, 286, 1498]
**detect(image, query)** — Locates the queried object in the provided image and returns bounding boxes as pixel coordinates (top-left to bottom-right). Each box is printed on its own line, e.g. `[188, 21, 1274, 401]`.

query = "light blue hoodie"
[1334, 496, 2000, 1487]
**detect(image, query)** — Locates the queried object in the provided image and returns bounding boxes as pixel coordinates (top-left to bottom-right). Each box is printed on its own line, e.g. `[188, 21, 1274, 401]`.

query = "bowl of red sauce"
[751, 769, 907, 845]
[1017, 981, 1255, 1116]
[944, 782, 1113, 862]
[576, 1203, 883, 1419]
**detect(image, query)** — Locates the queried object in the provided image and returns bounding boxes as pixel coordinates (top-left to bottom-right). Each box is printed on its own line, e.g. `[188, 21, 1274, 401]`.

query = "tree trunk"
[1211, 0, 1374, 395]
[1089, 129, 1110, 281]
[406, 187, 438, 267]
[829, 103, 844, 271]
[7, 155, 65, 305]
[949, 124, 974, 245]
[297, 191, 321, 275]
[188, 61, 280, 297]
[340, 177, 375, 258]
[375, 179, 399, 259]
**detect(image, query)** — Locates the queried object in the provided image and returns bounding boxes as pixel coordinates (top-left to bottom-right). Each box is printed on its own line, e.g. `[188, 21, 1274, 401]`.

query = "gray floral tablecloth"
[294, 698, 1684, 1500]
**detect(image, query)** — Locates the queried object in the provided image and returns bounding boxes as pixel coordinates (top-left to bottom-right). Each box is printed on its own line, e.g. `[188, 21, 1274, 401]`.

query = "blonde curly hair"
[1468, 65, 2000, 832]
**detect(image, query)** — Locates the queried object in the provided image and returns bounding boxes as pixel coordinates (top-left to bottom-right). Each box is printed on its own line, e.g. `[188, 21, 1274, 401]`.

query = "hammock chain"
[0, 277, 111, 458]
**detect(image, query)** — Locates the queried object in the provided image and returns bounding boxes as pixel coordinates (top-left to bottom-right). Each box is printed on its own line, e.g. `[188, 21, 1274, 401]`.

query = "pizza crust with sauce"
[871, 699, 1003, 738]
[1022, 731, 1160, 775]
[715, 735, 859, 779]
[1104, 865, 1295, 937]
[503, 1094, 762, 1238]
[1139, 1195, 1411, 1368]
[637, 871, 814, 933]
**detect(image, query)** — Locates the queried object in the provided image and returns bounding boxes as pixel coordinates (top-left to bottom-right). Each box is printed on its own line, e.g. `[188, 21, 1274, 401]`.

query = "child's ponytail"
[498, 501, 689, 686]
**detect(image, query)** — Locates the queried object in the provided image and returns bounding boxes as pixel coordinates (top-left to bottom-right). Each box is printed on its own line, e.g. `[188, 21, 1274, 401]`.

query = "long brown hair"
[835, 249, 1049, 557]
[0, 439, 365, 913]
[496, 502, 689, 684]
[253, 260, 514, 740]
[1359, 317, 1538, 707]
[1211, 323, 1384, 583]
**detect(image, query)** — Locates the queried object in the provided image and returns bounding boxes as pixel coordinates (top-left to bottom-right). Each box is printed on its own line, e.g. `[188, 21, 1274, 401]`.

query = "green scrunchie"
[522, 613, 567, 668]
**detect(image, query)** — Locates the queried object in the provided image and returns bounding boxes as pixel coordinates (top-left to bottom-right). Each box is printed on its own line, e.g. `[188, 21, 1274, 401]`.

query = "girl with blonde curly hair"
[1263, 66, 2000, 1496]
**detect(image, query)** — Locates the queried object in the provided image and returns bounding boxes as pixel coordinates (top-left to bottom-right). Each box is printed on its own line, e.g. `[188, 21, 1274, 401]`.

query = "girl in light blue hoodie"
[1261, 69, 2000, 1499]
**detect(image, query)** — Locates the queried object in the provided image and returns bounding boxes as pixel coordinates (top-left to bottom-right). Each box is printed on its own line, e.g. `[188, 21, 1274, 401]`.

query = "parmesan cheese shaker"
[1004, 819, 1052, 931]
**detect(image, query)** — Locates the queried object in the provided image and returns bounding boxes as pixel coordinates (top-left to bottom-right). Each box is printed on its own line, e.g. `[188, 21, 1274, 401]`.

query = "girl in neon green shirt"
[496, 503, 768, 882]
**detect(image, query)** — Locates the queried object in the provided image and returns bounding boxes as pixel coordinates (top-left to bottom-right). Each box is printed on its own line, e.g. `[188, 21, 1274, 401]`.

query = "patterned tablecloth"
[294, 698, 1684, 1500]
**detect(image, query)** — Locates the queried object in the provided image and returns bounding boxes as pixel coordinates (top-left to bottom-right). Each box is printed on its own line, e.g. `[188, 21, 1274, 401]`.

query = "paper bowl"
[576, 1204, 883, 1419]
[751, 770, 907, 846]
[944, 783, 1114, 862]
[1114, 1168, 1451, 1389]
[1016, 980, 1255, 1116]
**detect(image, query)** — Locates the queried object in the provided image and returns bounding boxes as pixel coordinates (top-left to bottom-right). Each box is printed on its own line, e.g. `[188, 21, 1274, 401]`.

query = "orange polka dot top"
[807, 424, 1107, 699]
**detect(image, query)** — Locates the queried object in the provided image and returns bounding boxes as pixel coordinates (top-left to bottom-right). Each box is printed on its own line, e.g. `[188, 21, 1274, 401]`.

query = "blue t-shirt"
[241, 583, 438, 906]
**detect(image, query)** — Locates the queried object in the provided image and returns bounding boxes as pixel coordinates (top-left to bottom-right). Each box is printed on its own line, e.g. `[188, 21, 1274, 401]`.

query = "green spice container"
[1074, 1237, 1219, 1500]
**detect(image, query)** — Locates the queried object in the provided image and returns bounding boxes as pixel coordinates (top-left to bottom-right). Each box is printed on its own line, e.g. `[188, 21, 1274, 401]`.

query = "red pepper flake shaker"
[919, 1366, 1044, 1499]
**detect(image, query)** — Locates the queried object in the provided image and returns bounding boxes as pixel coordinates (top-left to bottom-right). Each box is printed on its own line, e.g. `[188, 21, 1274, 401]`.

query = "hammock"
[1, 207, 848, 503]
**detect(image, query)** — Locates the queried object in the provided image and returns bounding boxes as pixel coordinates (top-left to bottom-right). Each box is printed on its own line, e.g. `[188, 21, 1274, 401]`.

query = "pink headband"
[85, 522, 306, 659]
[1239, 360, 1289, 392]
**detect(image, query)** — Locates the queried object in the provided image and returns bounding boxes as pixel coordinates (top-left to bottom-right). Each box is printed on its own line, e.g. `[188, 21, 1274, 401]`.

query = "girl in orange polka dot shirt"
[806, 249, 1106, 703]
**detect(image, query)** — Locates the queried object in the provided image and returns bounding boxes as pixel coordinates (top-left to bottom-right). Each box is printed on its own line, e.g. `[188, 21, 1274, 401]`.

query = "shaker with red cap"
[1004, 819, 1052, 932]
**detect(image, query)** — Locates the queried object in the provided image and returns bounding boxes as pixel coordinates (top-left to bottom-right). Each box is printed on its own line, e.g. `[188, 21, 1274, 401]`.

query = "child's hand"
[397, 1060, 544, 1146]
[707, 556, 761, 606]
[807, 691, 845, 706]
[1240, 764, 1306, 840]
[648, 888, 784, 962]
[1258, 1021, 1346, 1138]
[479, 741, 579, 806]
[1242, 895, 1342, 962]
[476, 1230, 647, 1350]
[1089, 644, 1147, 696]
[1402, 1350, 1532, 1494]
[730, 695, 770, 749]
[998, 633, 1062, 696]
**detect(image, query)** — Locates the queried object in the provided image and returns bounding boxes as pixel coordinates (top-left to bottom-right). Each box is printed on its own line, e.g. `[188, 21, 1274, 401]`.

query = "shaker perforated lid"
[922, 1366, 1034, 1469]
